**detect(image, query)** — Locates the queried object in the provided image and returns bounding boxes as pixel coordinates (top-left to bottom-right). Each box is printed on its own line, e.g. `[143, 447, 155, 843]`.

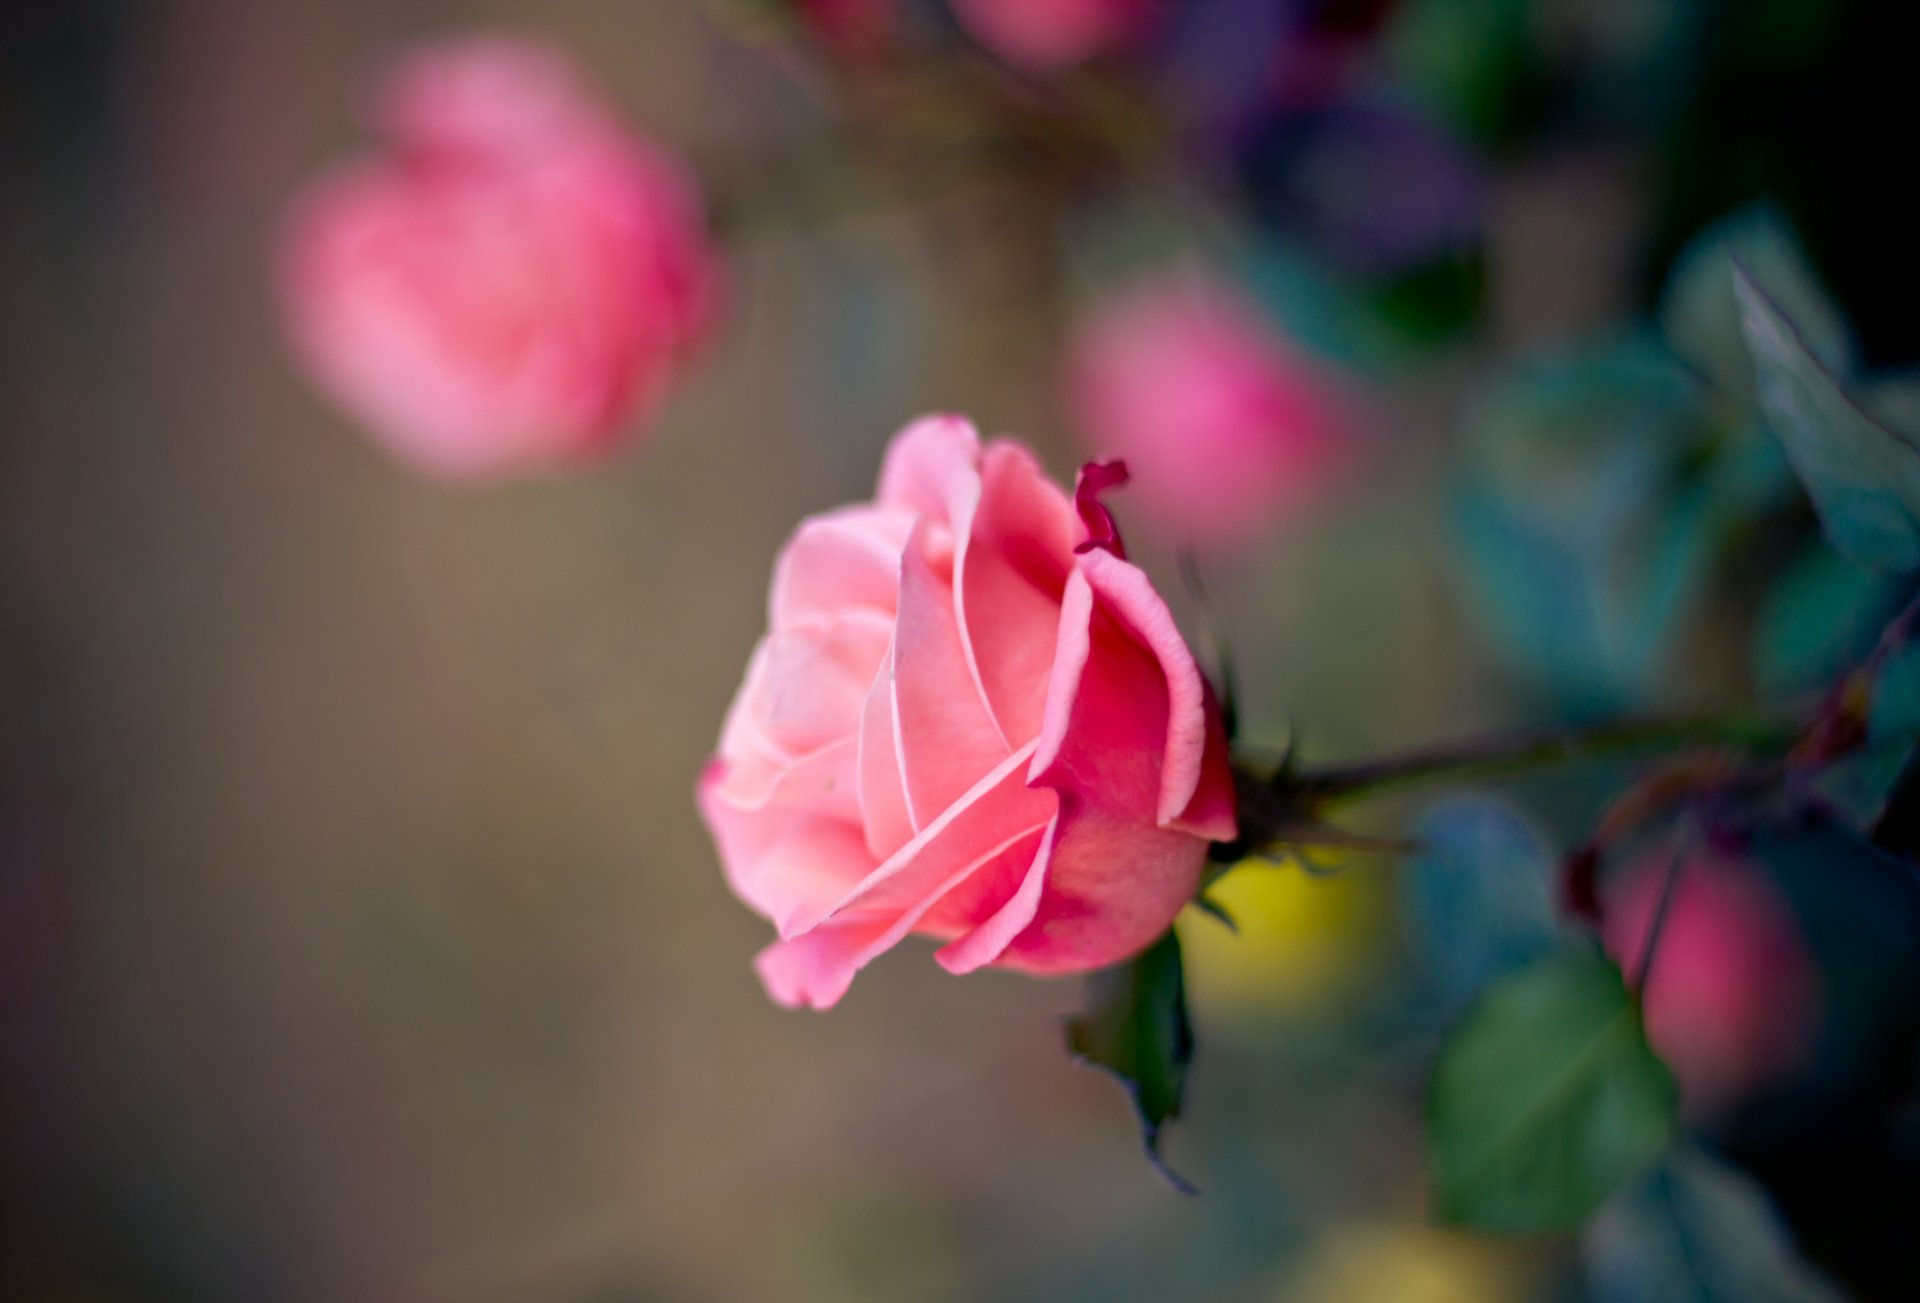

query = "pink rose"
[277, 36, 720, 480]
[1064, 274, 1357, 544]
[699, 416, 1237, 1008]
[948, 0, 1160, 70]
[1601, 850, 1820, 1114]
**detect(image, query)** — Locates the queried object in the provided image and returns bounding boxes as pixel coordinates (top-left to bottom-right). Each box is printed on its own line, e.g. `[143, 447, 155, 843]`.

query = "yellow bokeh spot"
[1273, 1221, 1532, 1303]
[1178, 852, 1389, 1016]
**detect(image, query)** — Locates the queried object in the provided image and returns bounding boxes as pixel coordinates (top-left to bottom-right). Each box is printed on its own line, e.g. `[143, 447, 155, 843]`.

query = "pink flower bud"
[276, 36, 721, 480]
[1065, 273, 1358, 544]
[1601, 850, 1820, 1115]
[949, 0, 1160, 71]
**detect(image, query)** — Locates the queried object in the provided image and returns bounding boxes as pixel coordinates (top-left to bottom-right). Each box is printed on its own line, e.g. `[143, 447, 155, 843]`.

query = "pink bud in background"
[1601, 850, 1820, 1116]
[949, 0, 1160, 71]
[277, 36, 721, 480]
[1064, 274, 1357, 545]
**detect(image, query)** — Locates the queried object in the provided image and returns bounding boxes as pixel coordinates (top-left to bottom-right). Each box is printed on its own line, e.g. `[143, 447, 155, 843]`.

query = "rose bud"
[276, 36, 720, 480]
[1064, 273, 1359, 545]
[1601, 849, 1821, 1116]
[948, 0, 1161, 71]
[699, 416, 1237, 1008]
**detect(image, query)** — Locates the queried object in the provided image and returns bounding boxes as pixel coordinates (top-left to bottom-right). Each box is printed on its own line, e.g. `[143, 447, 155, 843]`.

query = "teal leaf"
[1751, 542, 1905, 696]
[1066, 930, 1196, 1193]
[1428, 948, 1677, 1232]
[1662, 205, 1850, 400]
[1811, 739, 1917, 834]
[1736, 269, 1920, 572]
[1404, 797, 1563, 1010]
[1871, 641, 1920, 741]
[1453, 335, 1723, 706]
[1584, 1148, 1846, 1303]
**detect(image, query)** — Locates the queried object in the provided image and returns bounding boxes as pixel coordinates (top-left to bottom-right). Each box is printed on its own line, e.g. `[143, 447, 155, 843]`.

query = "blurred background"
[3, 1, 1917, 1300]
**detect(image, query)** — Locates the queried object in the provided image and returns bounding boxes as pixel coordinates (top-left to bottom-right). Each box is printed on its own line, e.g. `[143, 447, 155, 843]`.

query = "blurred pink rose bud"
[700, 416, 1237, 1008]
[949, 0, 1160, 70]
[1065, 274, 1358, 544]
[1602, 849, 1820, 1115]
[277, 36, 721, 480]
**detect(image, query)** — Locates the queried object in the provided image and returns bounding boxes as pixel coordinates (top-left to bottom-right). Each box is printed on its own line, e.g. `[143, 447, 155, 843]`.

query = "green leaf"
[1428, 949, 1677, 1232]
[1452, 335, 1724, 707]
[1584, 1148, 1846, 1303]
[1811, 740, 1917, 834]
[1662, 205, 1850, 400]
[1751, 542, 1905, 696]
[1066, 930, 1196, 1193]
[1736, 268, 1920, 572]
[1872, 641, 1920, 741]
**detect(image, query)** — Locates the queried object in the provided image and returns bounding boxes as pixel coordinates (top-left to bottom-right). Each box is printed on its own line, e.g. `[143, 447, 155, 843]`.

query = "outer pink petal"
[697, 750, 874, 933]
[954, 441, 1078, 745]
[935, 813, 1057, 974]
[891, 520, 1014, 826]
[787, 741, 1053, 936]
[770, 505, 912, 630]
[856, 650, 916, 860]
[745, 610, 891, 758]
[875, 414, 982, 520]
[755, 919, 894, 1010]
[756, 822, 1050, 1008]
[1029, 567, 1163, 819]
[995, 807, 1208, 974]
[1073, 549, 1237, 839]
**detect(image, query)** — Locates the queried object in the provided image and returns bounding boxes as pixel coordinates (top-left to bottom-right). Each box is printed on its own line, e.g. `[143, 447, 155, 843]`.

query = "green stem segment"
[1291, 712, 1796, 809]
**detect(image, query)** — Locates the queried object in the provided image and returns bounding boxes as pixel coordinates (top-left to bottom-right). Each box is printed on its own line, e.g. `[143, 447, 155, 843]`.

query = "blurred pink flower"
[949, 0, 1159, 70]
[1602, 849, 1820, 1115]
[1065, 273, 1357, 544]
[699, 416, 1237, 1008]
[277, 36, 720, 480]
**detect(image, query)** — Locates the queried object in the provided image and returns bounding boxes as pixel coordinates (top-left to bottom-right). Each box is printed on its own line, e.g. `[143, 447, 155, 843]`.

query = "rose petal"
[892, 519, 1015, 826]
[757, 821, 1051, 1008]
[1077, 549, 1238, 838]
[995, 803, 1208, 974]
[935, 813, 1057, 973]
[749, 610, 892, 758]
[955, 441, 1079, 745]
[855, 648, 917, 860]
[789, 740, 1053, 936]
[770, 506, 912, 630]
[698, 750, 874, 932]
[876, 414, 982, 520]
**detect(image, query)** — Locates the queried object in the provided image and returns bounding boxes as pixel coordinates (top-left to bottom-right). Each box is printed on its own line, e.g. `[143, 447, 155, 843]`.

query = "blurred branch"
[1290, 712, 1797, 808]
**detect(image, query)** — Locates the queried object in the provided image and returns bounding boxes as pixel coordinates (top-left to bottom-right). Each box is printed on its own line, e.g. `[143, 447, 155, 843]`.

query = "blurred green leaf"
[1812, 740, 1917, 835]
[1066, 930, 1195, 1193]
[1662, 204, 1850, 400]
[1453, 335, 1724, 707]
[1871, 642, 1920, 741]
[1751, 542, 1904, 697]
[1583, 1148, 1846, 1303]
[1866, 374, 1920, 436]
[1429, 948, 1677, 1231]
[1404, 797, 1562, 1010]
[1737, 269, 1920, 571]
[1386, 0, 1534, 148]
